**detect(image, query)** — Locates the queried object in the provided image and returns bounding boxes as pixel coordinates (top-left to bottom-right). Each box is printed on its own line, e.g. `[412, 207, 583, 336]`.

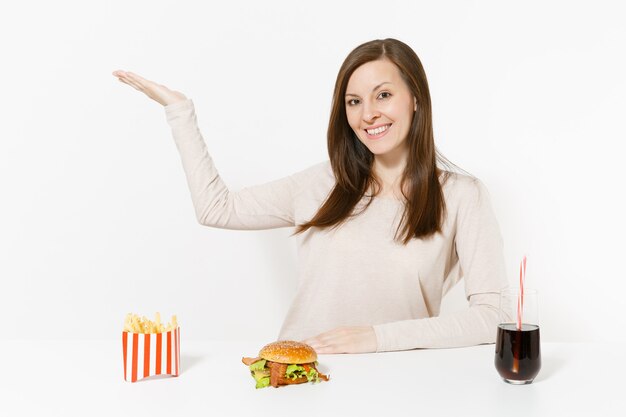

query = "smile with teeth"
[365, 124, 391, 137]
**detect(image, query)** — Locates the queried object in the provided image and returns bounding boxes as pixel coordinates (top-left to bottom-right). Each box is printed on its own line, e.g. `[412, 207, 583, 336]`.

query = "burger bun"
[259, 340, 317, 364]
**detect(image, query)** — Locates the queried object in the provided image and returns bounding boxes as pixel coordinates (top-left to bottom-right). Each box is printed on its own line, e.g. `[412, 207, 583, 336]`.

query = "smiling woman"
[113, 38, 507, 354]
[346, 71, 415, 156]
[294, 39, 456, 244]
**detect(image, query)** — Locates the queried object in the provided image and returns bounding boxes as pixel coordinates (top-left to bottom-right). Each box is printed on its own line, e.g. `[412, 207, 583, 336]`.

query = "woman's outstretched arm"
[113, 70, 320, 230]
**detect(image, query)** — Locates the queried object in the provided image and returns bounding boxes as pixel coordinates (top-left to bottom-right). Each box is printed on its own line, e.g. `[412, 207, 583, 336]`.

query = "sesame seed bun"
[259, 340, 317, 364]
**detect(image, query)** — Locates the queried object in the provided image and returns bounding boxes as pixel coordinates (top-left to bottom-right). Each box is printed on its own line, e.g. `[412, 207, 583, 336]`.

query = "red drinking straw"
[517, 256, 527, 330]
[512, 255, 527, 374]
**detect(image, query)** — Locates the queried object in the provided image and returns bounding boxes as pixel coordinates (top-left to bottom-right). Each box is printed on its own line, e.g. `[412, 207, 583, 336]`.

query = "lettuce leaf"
[285, 364, 321, 383]
[249, 359, 267, 372]
[249, 360, 271, 389]
[251, 369, 270, 381]
[255, 376, 270, 389]
[285, 364, 305, 375]
[285, 364, 306, 380]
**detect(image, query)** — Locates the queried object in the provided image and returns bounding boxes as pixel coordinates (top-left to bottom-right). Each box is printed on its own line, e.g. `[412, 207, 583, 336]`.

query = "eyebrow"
[345, 82, 392, 98]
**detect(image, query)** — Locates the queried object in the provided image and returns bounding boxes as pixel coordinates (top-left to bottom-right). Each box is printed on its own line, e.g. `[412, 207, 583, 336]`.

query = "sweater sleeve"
[372, 179, 508, 351]
[164, 99, 319, 230]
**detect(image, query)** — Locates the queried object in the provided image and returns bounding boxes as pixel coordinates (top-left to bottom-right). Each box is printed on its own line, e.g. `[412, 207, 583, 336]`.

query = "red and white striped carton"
[122, 327, 181, 382]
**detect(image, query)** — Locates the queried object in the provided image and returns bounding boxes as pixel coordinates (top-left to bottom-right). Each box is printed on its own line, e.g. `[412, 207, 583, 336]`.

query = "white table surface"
[1, 340, 624, 417]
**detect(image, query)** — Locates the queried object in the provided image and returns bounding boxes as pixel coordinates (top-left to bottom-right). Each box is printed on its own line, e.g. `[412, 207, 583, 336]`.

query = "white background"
[1, 0, 624, 343]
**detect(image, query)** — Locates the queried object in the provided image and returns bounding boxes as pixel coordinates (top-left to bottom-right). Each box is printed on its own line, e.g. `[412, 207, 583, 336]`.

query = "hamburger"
[242, 340, 330, 389]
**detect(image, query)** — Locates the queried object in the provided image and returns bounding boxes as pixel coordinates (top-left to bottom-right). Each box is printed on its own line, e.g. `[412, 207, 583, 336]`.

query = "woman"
[112, 38, 507, 354]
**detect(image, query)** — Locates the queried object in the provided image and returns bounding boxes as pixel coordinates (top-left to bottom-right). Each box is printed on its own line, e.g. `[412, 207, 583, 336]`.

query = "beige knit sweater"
[165, 99, 508, 352]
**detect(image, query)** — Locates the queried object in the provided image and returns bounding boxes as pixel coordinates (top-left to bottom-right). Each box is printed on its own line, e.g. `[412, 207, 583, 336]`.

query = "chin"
[364, 143, 396, 156]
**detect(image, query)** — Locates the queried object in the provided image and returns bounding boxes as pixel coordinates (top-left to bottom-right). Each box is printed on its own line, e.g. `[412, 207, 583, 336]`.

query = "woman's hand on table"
[302, 326, 377, 354]
[112, 70, 187, 106]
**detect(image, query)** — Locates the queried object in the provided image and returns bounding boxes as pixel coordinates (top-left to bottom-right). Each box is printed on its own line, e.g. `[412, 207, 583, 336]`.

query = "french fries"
[123, 312, 178, 333]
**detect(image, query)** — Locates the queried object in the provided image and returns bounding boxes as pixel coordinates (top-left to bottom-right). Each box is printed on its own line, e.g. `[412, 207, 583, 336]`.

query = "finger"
[315, 344, 342, 354]
[311, 336, 340, 350]
[117, 73, 144, 91]
[116, 77, 132, 87]
[124, 72, 146, 88]
[126, 72, 154, 89]
[117, 77, 143, 92]
[113, 70, 135, 84]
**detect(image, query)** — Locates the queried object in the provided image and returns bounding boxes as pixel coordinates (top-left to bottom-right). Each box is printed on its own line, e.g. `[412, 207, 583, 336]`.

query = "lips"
[364, 123, 392, 140]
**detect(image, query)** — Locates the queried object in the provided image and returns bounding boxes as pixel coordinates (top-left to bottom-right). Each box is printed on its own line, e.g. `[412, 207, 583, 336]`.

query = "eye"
[378, 91, 391, 99]
[346, 98, 360, 106]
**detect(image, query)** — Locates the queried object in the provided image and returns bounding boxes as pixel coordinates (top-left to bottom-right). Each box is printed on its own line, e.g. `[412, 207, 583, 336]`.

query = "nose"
[362, 101, 380, 123]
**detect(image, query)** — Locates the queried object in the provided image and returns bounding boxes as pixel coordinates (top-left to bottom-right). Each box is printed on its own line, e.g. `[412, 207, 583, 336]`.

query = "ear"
[413, 96, 417, 111]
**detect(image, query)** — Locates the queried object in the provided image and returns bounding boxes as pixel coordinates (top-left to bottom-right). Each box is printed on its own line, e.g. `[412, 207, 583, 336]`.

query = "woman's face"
[345, 59, 417, 159]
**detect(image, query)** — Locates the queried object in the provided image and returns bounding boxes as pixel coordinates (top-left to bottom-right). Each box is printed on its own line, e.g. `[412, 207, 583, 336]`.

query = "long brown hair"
[293, 38, 469, 244]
